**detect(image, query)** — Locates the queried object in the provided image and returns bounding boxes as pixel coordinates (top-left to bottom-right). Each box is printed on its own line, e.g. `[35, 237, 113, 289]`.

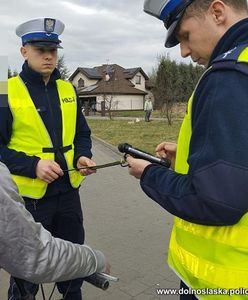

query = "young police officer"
[127, 1, 248, 299]
[0, 18, 96, 300]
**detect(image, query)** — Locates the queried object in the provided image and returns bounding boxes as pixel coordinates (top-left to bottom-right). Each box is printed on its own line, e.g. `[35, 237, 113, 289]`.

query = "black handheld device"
[118, 143, 171, 168]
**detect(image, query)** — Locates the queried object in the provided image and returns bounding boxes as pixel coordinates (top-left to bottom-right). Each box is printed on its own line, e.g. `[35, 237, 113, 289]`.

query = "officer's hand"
[36, 159, 64, 183]
[155, 142, 177, 170]
[126, 156, 151, 179]
[76, 156, 96, 176]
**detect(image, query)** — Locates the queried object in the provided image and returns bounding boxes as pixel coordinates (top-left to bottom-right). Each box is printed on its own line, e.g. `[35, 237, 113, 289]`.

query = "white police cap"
[144, 0, 194, 48]
[16, 18, 65, 48]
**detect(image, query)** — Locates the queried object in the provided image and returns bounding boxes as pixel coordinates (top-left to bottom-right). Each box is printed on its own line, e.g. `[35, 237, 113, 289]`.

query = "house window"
[135, 75, 141, 84]
[78, 78, 85, 88]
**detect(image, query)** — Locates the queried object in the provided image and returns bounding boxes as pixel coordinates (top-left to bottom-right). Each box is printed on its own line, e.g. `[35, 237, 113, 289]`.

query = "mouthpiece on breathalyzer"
[118, 143, 132, 153]
[118, 143, 171, 168]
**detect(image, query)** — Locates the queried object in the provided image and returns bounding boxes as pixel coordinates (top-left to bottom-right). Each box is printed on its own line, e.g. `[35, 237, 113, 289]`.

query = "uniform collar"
[209, 18, 248, 67]
[20, 60, 61, 86]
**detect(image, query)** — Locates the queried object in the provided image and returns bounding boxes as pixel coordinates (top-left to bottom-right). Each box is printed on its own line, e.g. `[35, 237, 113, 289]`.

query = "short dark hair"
[189, 0, 248, 14]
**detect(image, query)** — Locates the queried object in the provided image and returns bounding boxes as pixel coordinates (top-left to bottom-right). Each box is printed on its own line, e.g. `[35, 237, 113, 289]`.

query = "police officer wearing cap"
[0, 18, 96, 300]
[127, 1, 248, 299]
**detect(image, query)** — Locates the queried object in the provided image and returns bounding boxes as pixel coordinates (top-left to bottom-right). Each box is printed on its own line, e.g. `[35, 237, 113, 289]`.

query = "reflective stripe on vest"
[168, 48, 248, 299]
[8, 76, 84, 199]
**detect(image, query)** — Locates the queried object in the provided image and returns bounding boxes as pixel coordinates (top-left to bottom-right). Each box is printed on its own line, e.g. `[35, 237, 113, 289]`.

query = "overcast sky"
[1, 0, 190, 76]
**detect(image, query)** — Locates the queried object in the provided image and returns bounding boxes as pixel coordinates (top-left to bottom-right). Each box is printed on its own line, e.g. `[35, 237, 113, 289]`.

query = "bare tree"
[57, 55, 70, 79]
[102, 66, 119, 120]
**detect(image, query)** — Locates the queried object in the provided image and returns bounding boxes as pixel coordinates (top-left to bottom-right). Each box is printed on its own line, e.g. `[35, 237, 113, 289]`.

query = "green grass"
[111, 110, 144, 118]
[87, 119, 182, 154]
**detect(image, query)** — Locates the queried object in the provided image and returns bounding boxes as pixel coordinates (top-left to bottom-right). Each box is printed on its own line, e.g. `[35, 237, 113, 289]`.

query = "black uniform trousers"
[8, 188, 85, 300]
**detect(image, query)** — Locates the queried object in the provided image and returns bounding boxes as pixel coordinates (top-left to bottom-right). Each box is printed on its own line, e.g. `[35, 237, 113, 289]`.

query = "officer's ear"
[20, 45, 28, 60]
[209, 0, 226, 25]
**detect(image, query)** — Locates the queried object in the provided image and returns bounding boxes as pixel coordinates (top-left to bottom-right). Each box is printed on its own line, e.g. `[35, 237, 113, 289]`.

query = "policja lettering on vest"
[62, 96, 76, 103]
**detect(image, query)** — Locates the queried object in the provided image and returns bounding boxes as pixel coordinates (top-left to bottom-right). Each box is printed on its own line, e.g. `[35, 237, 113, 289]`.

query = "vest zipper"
[45, 86, 59, 149]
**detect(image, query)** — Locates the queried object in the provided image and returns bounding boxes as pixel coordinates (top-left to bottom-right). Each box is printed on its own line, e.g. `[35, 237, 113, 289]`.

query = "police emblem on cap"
[16, 18, 65, 48]
[44, 18, 56, 33]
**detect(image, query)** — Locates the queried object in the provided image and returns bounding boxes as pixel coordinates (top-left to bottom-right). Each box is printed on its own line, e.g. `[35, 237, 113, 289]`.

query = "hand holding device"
[118, 143, 171, 168]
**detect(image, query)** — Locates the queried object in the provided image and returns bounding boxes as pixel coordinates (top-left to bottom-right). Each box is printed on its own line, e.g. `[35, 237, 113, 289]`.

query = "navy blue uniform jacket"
[140, 19, 248, 226]
[0, 62, 92, 197]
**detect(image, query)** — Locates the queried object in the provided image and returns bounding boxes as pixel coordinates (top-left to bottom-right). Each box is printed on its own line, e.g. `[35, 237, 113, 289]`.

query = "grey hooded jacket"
[0, 162, 106, 283]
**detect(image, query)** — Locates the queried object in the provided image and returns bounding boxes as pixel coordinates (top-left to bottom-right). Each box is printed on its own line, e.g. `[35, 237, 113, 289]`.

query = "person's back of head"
[185, 0, 248, 22]
[189, 0, 248, 13]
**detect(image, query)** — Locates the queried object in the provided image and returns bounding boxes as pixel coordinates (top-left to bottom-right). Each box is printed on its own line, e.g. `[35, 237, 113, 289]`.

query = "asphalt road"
[1, 137, 179, 300]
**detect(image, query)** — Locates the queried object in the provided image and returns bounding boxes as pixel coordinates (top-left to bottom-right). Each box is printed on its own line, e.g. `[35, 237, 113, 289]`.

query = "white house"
[69, 64, 153, 111]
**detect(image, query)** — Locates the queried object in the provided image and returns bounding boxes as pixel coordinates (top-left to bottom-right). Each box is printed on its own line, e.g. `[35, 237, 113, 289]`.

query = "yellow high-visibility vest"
[168, 48, 248, 299]
[8, 76, 85, 199]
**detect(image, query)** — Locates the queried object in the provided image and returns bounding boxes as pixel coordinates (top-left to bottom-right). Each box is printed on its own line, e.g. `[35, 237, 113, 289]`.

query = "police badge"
[44, 18, 56, 33]
[16, 17, 64, 47]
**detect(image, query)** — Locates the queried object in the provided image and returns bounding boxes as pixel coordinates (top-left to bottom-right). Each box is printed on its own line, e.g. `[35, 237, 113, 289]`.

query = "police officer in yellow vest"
[1, 18, 96, 300]
[127, 1, 248, 299]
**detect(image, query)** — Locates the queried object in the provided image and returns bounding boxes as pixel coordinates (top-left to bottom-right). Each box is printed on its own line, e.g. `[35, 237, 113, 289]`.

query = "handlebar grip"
[84, 273, 110, 290]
